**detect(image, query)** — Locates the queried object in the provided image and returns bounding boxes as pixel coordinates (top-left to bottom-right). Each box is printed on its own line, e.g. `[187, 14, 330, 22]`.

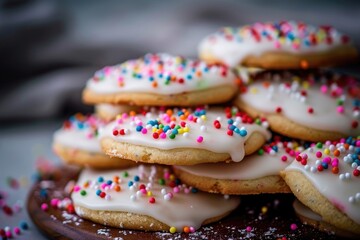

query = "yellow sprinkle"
[147, 191, 152, 197]
[183, 127, 189, 132]
[279, 37, 286, 44]
[324, 148, 330, 155]
[169, 227, 177, 234]
[178, 129, 184, 134]
[170, 174, 175, 181]
[250, 87, 258, 94]
[302, 81, 310, 89]
[292, 76, 301, 83]
[152, 127, 157, 133]
[261, 206, 268, 214]
[200, 115, 207, 121]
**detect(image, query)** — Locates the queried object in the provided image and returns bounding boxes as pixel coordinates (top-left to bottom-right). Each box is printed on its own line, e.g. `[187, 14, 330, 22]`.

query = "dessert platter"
[28, 21, 360, 239]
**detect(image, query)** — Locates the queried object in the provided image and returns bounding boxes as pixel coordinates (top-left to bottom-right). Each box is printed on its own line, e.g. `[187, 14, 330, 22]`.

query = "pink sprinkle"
[356, 140, 360, 147]
[13, 227, 21, 235]
[274, 41, 281, 49]
[6, 230, 12, 238]
[160, 133, 167, 139]
[184, 188, 190, 194]
[101, 183, 107, 189]
[188, 115, 194, 121]
[73, 186, 81, 192]
[316, 151, 322, 158]
[301, 153, 308, 160]
[320, 85, 328, 94]
[141, 128, 147, 134]
[288, 150, 295, 157]
[325, 140, 332, 146]
[246, 226, 252, 232]
[337, 106, 345, 114]
[292, 42, 300, 50]
[41, 203, 49, 211]
[197, 136, 204, 143]
[164, 172, 170, 180]
[173, 187, 180, 193]
[281, 155, 288, 162]
[189, 227, 196, 233]
[140, 189, 147, 194]
[50, 198, 59, 208]
[290, 223, 298, 230]
[323, 157, 331, 164]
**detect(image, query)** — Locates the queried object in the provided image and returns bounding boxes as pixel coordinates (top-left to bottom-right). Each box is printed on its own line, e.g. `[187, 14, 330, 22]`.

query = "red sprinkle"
[112, 129, 119, 136]
[275, 107, 282, 113]
[149, 197, 156, 204]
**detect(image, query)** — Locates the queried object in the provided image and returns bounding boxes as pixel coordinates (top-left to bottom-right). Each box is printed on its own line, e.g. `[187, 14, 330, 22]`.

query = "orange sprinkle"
[113, 176, 119, 183]
[118, 82, 124, 87]
[332, 167, 339, 174]
[157, 129, 163, 134]
[114, 185, 121, 192]
[180, 115, 186, 120]
[262, 81, 271, 88]
[171, 116, 177, 121]
[343, 143, 349, 150]
[83, 181, 89, 188]
[171, 76, 177, 81]
[300, 60, 309, 69]
[196, 71, 202, 77]
[152, 81, 158, 88]
[333, 149, 340, 157]
[166, 109, 173, 116]
[130, 111, 136, 116]
[183, 226, 190, 233]
[235, 77, 243, 86]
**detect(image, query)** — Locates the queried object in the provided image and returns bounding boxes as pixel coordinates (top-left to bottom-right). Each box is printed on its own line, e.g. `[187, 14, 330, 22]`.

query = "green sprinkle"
[258, 149, 264, 155]
[337, 99, 344, 106]
[80, 190, 87, 196]
[159, 124, 164, 129]
[169, 134, 176, 139]
[316, 142, 323, 149]
[255, 118, 261, 125]
[158, 179, 165, 185]
[123, 171, 129, 177]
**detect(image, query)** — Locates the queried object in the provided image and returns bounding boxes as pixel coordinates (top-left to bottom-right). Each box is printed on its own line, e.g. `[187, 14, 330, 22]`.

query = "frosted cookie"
[83, 53, 239, 107]
[293, 200, 358, 238]
[72, 165, 240, 232]
[174, 136, 305, 194]
[95, 104, 140, 121]
[199, 21, 357, 69]
[53, 113, 135, 169]
[100, 107, 271, 165]
[235, 70, 360, 142]
[281, 137, 360, 236]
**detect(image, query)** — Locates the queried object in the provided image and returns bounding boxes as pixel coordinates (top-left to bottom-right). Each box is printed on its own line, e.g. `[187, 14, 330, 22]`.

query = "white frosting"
[175, 141, 301, 180]
[72, 166, 240, 231]
[285, 141, 360, 224]
[86, 53, 236, 94]
[199, 21, 349, 67]
[53, 115, 107, 153]
[293, 199, 322, 222]
[238, 76, 360, 136]
[100, 107, 271, 162]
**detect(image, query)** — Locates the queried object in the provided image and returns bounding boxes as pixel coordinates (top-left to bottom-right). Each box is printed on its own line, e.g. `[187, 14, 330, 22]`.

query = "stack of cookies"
[52, 21, 360, 237]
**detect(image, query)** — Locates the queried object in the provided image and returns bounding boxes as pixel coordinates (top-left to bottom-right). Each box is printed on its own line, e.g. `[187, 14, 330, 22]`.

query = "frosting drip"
[72, 166, 240, 231]
[100, 107, 271, 162]
[176, 138, 305, 180]
[239, 71, 360, 136]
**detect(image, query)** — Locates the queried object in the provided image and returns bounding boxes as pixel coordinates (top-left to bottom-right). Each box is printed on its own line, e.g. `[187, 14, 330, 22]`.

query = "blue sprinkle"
[353, 99, 360, 107]
[229, 125, 236, 131]
[106, 180, 112, 185]
[227, 119, 234, 124]
[96, 189, 102, 196]
[272, 146, 278, 152]
[191, 188, 198, 193]
[149, 76, 154, 81]
[166, 75, 171, 81]
[234, 128, 240, 134]
[321, 162, 328, 169]
[203, 67, 209, 72]
[40, 188, 48, 198]
[136, 125, 143, 132]
[128, 181, 134, 187]
[158, 73, 163, 78]
[20, 221, 29, 230]
[172, 129, 178, 134]
[134, 176, 140, 182]
[177, 111, 184, 116]
[239, 129, 247, 137]
[163, 126, 170, 132]
[186, 74, 192, 80]
[97, 176, 104, 183]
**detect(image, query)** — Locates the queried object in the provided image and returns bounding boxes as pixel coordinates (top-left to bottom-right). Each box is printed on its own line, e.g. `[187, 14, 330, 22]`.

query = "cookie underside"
[101, 132, 267, 165]
[173, 167, 291, 194]
[53, 142, 136, 169]
[281, 170, 360, 235]
[200, 45, 358, 69]
[74, 205, 231, 231]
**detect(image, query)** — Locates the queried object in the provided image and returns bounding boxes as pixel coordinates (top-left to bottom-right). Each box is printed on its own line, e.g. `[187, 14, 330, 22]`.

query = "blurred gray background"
[0, 0, 360, 120]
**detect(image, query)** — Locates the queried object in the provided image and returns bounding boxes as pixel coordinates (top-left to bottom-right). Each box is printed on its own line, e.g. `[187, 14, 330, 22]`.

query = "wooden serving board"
[27, 165, 338, 240]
